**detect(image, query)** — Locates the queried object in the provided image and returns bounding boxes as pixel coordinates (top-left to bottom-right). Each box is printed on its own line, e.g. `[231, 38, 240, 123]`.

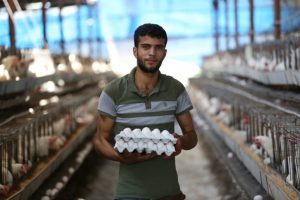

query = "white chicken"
[1, 167, 13, 186]
[216, 103, 233, 126]
[274, 61, 285, 71]
[0, 184, 10, 196]
[1, 55, 30, 79]
[2, 148, 30, 178]
[0, 64, 10, 80]
[9, 162, 29, 178]
[286, 154, 294, 185]
[208, 97, 221, 116]
[48, 135, 66, 151]
[35, 135, 65, 157]
[74, 104, 95, 125]
[256, 56, 276, 72]
[36, 136, 50, 157]
[53, 118, 65, 136]
[255, 135, 273, 159]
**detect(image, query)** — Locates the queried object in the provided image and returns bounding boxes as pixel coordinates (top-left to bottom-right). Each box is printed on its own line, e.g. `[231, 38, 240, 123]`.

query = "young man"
[94, 23, 197, 200]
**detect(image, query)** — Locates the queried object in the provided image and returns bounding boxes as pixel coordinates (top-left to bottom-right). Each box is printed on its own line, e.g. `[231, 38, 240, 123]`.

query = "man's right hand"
[118, 150, 156, 164]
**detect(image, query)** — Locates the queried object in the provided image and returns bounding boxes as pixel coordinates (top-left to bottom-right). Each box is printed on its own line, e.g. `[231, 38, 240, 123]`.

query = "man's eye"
[156, 46, 165, 51]
[141, 45, 150, 49]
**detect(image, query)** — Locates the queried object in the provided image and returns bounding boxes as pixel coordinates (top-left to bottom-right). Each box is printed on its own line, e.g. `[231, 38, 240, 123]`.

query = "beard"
[137, 57, 163, 73]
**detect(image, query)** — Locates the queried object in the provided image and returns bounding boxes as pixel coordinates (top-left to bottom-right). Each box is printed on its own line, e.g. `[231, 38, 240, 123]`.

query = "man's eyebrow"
[140, 43, 164, 47]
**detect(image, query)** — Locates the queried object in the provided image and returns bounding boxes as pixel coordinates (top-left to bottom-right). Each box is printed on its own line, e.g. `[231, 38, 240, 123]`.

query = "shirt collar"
[128, 67, 168, 96]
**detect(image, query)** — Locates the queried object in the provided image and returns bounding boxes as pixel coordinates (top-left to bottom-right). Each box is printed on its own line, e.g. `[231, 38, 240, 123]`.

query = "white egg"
[161, 130, 170, 136]
[76, 156, 84, 163]
[41, 196, 50, 200]
[227, 152, 233, 158]
[55, 182, 64, 190]
[133, 128, 142, 134]
[123, 127, 132, 134]
[62, 176, 69, 183]
[142, 127, 151, 134]
[152, 128, 160, 135]
[145, 140, 155, 154]
[156, 141, 166, 155]
[253, 195, 263, 200]
[50, 188, 58, 197]
[126, 139, 137, 152]
[114, 131, 124, 141]
[68, 167, 75, 174]
[137, 140, 146, 153]
[161, 130, 173, 143]
[132, 128, 142, 142]
[45, 189, 52, 196]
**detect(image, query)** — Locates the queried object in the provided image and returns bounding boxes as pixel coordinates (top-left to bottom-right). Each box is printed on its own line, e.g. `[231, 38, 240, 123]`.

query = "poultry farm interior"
[1, 0, 300, 200]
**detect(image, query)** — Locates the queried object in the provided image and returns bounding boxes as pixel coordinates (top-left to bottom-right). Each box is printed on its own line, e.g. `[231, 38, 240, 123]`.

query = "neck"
[134, 67, 159, 96]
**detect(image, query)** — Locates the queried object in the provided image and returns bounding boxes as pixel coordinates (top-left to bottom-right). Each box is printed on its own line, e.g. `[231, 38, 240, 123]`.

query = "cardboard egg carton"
[114, 127, 177, 156]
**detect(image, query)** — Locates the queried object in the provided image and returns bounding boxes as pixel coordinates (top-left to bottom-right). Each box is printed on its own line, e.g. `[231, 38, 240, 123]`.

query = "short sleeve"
[176, 90, 193, 115]
[98, 91, 117, 118]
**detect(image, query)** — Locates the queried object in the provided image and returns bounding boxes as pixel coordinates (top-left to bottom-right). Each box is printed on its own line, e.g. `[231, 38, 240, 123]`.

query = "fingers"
[161, 154, 174, 160]
[174, 134, 182, 154]
[119, 150, 156, 164]
[140, 152, 156, 161]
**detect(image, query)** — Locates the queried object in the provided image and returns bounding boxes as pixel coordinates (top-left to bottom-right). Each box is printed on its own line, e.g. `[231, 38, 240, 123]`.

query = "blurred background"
[0, 0, 280, 84]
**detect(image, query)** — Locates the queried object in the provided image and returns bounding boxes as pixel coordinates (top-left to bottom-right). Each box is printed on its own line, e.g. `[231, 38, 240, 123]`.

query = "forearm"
[176, 112, 198, 150]
[178, 130, 198, 150]
[93, 135, 121, 162]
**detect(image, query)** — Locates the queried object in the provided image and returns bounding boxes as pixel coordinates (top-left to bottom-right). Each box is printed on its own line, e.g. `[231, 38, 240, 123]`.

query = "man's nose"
[149, 47, 156, 55]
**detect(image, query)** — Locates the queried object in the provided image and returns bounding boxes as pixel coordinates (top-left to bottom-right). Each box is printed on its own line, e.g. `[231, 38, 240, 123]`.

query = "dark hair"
[134, 23, 168, 47]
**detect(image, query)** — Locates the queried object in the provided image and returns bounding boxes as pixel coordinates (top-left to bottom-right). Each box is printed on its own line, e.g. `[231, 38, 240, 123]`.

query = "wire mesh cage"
[282, 126, 300, 189]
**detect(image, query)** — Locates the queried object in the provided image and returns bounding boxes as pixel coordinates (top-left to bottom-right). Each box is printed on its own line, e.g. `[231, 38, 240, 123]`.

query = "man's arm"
[93, 114, 120, 161]
[176, 111, 198, 150]
[93, 114, 156, 164]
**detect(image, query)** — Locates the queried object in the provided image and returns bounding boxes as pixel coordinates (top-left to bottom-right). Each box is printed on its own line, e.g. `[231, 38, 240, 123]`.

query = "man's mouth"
[146, 60, 156, 65]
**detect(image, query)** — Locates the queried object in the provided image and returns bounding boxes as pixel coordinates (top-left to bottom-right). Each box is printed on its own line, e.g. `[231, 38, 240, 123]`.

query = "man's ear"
[133, 47, 137, 58]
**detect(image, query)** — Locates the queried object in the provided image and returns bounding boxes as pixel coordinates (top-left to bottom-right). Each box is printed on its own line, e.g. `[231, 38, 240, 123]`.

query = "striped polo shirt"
[97, 67, 193, 199]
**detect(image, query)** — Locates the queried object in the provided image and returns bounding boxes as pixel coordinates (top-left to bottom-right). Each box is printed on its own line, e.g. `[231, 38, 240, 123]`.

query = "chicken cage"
[0, 88, 99, 197]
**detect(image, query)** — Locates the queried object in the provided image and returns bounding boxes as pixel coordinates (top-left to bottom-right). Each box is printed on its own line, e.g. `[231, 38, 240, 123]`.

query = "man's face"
[133, 35, 167, 73]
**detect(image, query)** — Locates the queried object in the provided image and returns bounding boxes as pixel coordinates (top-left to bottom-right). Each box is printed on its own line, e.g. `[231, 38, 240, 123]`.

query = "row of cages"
[0, 88, 99, 197]
[0, 47, 111, 96]
[201, 36, 300, 86]
[0, 71, 101, 97]
[189, 81, 300, 191]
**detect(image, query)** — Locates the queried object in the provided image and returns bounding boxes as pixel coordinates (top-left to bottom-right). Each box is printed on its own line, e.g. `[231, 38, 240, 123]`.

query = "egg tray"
[114, 127, 177, 156]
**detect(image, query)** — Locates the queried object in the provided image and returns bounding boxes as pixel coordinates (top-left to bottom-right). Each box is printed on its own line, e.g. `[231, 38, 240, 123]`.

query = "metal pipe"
[234, 0, 239, 47]
[42, 0, 48, 49]
[273, 0, 281, 40]
[213, 0, 219, 52]
[5, 0, 16, 54]
[58, 0, 65, 54]
[76, 0, 82, 56]
[224, 0, 229, 49]
[248, 0, 254, 44]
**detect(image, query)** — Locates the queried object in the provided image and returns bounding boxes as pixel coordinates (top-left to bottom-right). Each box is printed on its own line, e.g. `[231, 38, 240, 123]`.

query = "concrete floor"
[176, 141, 223, 200]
